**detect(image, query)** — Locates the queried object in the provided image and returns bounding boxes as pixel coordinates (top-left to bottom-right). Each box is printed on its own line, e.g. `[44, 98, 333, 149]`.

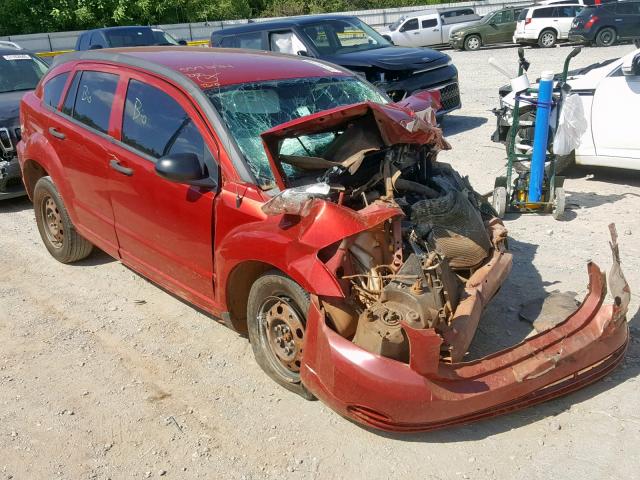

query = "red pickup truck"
[18, 47, 629, 432]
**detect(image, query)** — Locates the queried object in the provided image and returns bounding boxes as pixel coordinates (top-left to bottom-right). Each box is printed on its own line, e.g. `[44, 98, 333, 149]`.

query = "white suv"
[513, 4, 583, 47]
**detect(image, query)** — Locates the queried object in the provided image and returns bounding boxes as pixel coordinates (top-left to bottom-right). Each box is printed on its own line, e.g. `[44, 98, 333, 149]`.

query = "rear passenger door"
[615, 2, 640, 38]
[556, 6, 578, 38]
[45, 67, 120, 256]
[107, 73, 218, 311]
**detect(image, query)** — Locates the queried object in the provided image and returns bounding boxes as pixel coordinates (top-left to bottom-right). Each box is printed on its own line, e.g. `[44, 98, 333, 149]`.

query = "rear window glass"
[533, 7, 555, 18]
[441, 9, 474, 18]
[70, 71, 119, 134]
[105, 28, 155, 47]
[219, 32, 263, 50]
[518, 9, 529, 20]
[43, 72, 69, 109]
[422, 19, 438, 28]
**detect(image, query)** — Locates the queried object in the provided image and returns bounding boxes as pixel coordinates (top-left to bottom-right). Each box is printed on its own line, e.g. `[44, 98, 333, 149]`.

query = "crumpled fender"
[215, 188, 402, 299]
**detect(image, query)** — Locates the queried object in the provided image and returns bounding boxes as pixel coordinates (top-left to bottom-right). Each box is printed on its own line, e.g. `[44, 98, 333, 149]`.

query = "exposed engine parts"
[317, 144, 503, 364]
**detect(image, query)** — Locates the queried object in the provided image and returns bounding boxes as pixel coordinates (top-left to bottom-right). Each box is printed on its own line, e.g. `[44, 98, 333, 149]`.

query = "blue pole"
[528, 71, 554, 203]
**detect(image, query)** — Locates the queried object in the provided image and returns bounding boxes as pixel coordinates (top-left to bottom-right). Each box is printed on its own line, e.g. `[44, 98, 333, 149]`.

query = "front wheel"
[33, 176, 93, 263]
[464, 34, 481, 51]
[538, 30, 557, 48]
[247, 271, 314, 400]
[595, 28, 616, 47]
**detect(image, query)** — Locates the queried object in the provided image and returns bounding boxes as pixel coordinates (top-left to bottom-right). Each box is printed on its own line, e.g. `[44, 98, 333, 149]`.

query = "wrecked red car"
[18, 47, 630, 432]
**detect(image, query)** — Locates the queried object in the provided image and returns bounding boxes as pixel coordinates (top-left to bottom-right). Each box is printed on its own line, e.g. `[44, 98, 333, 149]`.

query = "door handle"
[49, 127, 65, 140]
[109, 158, 134, 176]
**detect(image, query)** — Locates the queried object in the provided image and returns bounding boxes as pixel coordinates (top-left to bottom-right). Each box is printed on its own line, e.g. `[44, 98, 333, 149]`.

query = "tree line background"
[0, 0, 451, 36]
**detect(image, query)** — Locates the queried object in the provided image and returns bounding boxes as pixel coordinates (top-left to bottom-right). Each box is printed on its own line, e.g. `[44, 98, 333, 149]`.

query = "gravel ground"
[1, 43, 639, 480]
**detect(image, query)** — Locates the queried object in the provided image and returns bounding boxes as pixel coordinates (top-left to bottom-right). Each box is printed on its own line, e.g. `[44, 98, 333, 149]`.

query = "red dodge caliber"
[18, 47, 630, 432]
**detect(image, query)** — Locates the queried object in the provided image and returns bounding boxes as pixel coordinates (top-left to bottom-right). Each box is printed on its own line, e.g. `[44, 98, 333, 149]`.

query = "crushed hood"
[321, 46, 448, 72]
[261, 95, 451, 190]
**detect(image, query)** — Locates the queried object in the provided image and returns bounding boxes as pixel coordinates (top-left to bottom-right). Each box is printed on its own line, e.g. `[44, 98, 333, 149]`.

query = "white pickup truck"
[380, 7, 482, 48]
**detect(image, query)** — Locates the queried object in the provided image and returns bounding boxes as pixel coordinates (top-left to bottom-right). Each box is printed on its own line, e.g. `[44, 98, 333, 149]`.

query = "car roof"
[211, 14, 362, 36]
[527, 3, 581, 9]
[53, 46, 352, 89]
[81, 25, 156, 34]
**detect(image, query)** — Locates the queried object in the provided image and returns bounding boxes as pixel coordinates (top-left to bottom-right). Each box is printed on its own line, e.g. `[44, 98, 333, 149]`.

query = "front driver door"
[591, 67, 640, 162]
[107, 73, 219, 311]
[396, 18, 421, 47]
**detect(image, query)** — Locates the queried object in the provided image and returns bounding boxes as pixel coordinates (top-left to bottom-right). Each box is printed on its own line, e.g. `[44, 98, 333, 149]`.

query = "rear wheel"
[464, 34, 482, 51]
[247, 271, 314, 400]
[595, 27, 616, 47]
[33, 176, 93, 263]
[538, 29, 557, 48]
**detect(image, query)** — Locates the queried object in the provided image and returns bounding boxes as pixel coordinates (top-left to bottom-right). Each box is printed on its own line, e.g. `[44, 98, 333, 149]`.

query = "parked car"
[0, 48, 48, 199]
[74, 26, 187, 50]
[379, 7, 482, 48]
[450, 6, 525, 51]
[514, 4, 583, 47]
[0, 40, 22, 50]
[210, 15, 461, 111]
[494, 48, 640, 171]
[570, 1, 640, 47]
[17, 47, 630, 432]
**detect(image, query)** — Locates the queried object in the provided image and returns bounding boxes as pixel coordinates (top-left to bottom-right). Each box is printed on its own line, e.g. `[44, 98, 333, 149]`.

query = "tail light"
[525, 18, 532, 25]
[585, 16, 599, 29]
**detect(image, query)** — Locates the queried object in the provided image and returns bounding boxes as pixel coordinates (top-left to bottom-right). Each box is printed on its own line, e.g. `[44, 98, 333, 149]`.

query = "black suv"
[570, 1, 640, 47]
[75, 26, 187, 50]
[0, 48, 48, 199]
[210, 15, 461, 113]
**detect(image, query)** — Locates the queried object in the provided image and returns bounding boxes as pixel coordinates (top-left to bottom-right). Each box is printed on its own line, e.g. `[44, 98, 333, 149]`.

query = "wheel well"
[539, 28, 558, 38]
[225, 261, 279, 335]
[21, 160, 48, 199]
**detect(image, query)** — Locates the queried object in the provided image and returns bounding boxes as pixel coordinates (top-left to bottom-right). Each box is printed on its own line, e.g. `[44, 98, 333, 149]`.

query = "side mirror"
[155, 153, 215, 187]
[178, 39, 188, 46]
[296, 50, 309, 56]
[622, 53, 640, 76]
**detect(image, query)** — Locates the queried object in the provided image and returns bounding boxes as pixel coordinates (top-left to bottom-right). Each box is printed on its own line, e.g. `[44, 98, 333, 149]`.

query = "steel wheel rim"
[541, 33, 554, 47]
[467, 37, 480, 50]
[600, 30, 613, 45]
[42, 195, 64, 249]
[257, 295, 305, 380]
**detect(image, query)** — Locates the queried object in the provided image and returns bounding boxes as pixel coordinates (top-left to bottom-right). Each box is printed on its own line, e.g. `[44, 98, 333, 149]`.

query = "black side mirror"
[296, 50, 309, 56]
[156, 153, 215, 187]
[178, 39, 188, 46]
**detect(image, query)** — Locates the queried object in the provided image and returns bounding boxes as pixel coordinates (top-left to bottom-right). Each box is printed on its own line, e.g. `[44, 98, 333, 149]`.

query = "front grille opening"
[439, 83, 461, 111]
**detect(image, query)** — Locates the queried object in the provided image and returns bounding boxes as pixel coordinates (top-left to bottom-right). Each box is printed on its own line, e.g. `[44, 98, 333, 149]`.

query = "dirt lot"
[2, 43, 639, 480]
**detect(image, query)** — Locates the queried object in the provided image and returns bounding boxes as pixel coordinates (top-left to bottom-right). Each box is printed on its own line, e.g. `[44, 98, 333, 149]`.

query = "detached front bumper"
[301, 231, 630, 432]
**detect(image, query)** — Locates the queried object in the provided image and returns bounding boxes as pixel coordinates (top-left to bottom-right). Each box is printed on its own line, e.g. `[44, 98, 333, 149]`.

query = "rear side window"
[219, 32, 263, 50]
[533, 7, 555, 18]
[43, 72, 69, 109]
[422, 19, 438, 28]
[616, 3, 640, 14]
[121, 79, 212, 165]
[557, 6, 577, 17]
[68, 71, 119, 134]
[401, 18, 419, 31]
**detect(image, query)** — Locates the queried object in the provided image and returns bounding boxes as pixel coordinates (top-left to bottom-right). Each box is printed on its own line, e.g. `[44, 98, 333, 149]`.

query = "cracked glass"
[205, 76, 387, 189]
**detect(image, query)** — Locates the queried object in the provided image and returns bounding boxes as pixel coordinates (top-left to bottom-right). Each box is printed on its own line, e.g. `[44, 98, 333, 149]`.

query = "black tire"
[247, 271, 314, 400]
[538, 29, 557, 48]
[595, 27, 616, 47]
[464, 34, 482, 51]
[33, 176, 93, 263]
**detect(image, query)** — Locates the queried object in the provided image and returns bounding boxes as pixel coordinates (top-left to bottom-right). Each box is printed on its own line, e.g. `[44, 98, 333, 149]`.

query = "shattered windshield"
[205, 76, 387, 189]
[301, 18, 392, 55]
[0, 54, 48, 93]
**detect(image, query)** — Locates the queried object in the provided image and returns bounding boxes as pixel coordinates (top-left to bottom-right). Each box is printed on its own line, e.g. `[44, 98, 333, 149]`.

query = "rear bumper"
[301, 252, 629, 432]
[513, 33, 538, 43]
